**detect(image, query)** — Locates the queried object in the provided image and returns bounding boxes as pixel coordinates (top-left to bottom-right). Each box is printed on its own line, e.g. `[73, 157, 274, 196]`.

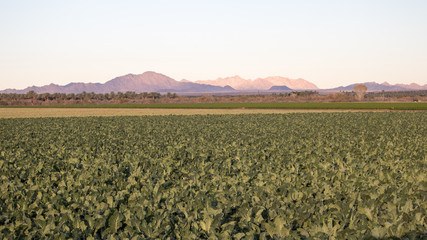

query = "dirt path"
[0, 108, 391, 118]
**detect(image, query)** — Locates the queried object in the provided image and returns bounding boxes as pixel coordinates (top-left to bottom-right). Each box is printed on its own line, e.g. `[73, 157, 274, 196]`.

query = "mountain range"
[0, 72, 234, 94]
[328, 82, 427, 92]
[0, 71, 426, 94]
[195, 75, 318, 90]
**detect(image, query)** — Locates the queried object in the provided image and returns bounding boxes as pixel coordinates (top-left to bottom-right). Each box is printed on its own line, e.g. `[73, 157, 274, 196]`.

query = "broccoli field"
[0, 113, 426, 239]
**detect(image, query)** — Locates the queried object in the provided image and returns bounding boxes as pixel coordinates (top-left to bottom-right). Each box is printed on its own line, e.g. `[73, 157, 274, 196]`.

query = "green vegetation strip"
[1, 113, 426, 239]
[2, 102, 427, 110]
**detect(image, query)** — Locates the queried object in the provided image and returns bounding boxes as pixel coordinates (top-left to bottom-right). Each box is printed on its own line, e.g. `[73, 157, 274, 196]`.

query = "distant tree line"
[366, 90, 427, 98]
[0, 89, 425, 106]
[0, 91, 177, 103]
[0, 91, 182, 106]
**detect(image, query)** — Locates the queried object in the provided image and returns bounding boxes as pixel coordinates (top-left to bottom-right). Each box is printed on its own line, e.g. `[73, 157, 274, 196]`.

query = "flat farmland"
[3, 102, 427, 110]
[0, 112, 425, 239]
[1, 102, 425, 118]
[0, 108, 381, 118]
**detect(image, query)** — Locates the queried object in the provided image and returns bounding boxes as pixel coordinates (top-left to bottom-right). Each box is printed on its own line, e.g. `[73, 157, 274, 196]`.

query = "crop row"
[0, 113, 426, 239]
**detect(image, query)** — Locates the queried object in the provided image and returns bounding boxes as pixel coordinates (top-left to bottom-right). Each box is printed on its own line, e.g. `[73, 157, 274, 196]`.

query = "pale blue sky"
[1, 0, 426, 90]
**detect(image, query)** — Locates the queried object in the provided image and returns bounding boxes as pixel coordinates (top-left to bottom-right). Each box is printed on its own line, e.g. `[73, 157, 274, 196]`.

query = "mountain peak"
[197, 75, 318, 90]
[216, 75, 245, 81]
[0, 71, 235, 94]
[141, 71, 164, 76]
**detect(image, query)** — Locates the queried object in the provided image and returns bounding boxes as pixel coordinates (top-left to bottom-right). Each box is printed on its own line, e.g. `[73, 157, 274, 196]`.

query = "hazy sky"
[1, 0, 426, 90]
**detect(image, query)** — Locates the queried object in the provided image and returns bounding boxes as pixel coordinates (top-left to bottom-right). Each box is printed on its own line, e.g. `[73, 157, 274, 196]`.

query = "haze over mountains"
[0, 71, 426, 94]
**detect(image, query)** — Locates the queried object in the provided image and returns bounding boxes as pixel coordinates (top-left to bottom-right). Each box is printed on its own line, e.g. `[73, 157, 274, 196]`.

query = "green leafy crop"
[0, 113, 426, 239]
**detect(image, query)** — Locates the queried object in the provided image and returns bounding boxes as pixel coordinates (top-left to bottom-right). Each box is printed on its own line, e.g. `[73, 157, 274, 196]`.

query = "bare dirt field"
[0, 108, 382, 118]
